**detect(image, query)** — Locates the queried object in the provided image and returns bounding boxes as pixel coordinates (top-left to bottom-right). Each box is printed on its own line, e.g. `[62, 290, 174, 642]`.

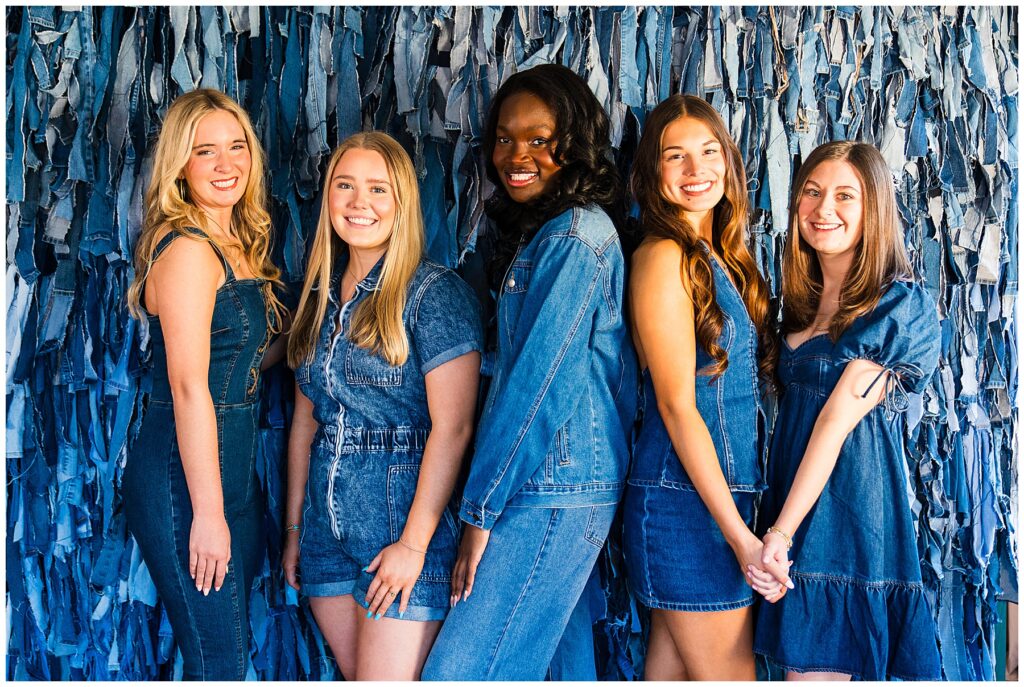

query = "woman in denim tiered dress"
[752, 141, 942, 680]
[282, 132, 482, 680]
[620, 95, 783, 680]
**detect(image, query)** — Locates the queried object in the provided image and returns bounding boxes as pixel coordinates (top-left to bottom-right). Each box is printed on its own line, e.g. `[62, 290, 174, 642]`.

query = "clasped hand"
[733, 531, 794, 603]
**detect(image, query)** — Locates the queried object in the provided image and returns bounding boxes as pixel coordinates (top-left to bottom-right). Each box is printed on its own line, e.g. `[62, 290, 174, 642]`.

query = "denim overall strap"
[150, 227, 236, 282]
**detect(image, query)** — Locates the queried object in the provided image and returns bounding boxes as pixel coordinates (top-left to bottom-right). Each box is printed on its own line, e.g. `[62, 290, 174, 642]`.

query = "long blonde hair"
[781, 141, 912, 342]
[287, 132, 424, 368]
[630, 95, 774, 381]
[126, 88, 284, 330]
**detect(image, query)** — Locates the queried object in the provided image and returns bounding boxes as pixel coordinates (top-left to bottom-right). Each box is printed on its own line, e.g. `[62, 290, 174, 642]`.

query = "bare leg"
[661, 606, 756, 681]
[643, 610, 687, 681]
[786, 670, 852, 681]
[355, 613, 442, 680]
[309, 595, 360, 680]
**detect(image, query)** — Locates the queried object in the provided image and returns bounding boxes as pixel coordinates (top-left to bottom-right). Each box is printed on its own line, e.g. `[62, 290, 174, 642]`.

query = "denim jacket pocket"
[344, 340, 403, 387]
[502, 260, 532, 294]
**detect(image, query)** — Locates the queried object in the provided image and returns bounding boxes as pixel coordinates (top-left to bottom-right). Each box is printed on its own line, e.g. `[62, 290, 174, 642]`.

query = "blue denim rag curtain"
[5, 6, 1017, 680]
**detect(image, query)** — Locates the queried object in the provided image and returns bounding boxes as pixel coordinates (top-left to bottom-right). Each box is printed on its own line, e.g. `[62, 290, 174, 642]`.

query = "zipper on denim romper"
[324, 287, 359, 539]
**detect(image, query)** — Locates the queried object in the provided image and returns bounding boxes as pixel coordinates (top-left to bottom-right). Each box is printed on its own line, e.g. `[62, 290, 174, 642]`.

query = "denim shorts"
[622, 483, 755, 611]
[299, 444, 458, 621]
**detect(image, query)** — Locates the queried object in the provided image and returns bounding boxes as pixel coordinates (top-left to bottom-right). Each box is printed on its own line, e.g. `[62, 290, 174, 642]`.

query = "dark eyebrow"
[661, 139, 718, 152]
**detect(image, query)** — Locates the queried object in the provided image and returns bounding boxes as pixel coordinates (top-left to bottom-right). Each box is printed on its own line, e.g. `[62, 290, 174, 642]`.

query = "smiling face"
[491, 91, 562, 204]
[182, 109, 252, 217]
[658, 116, 728, 230]
[796, 158, 865, 262]
[328, 148, 397, 257]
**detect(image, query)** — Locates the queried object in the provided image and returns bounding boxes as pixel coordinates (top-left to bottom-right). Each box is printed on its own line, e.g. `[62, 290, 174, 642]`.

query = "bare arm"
[364, 351, 480, 617]
[148, 232, 231, 595]
[282, 382, 317, 589]
[765, 358, 888, 549]
[630, 240, 789, 586]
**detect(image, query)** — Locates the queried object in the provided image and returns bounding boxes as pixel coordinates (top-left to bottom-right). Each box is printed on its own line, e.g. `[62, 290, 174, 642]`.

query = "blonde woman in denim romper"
[620, 95, 788, 680]
[123, 90, 287, 680]
[422, 65, 637, 680]
[282, 132, 482, 680]
[751, 142, 942, 679]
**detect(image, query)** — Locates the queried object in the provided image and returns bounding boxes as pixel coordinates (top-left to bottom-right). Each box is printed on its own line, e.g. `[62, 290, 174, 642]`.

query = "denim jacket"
[460, 205, 639, 530]
[295, 254, 483, 498]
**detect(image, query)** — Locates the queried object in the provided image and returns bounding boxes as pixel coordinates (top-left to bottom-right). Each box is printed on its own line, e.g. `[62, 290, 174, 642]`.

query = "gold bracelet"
[766, 526, 794, 550]
[398, 536, 427, 555]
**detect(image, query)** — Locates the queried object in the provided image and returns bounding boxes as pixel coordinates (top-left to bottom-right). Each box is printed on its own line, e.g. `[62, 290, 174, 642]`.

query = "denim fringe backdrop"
[5, 6, 1017, 680]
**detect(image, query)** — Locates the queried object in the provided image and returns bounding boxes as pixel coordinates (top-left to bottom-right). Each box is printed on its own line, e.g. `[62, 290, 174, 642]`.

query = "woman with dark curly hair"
[421, 64, 638, 680]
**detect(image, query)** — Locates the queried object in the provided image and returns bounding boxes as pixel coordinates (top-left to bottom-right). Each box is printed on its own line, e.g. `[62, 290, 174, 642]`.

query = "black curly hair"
[483, 64, 626, 289]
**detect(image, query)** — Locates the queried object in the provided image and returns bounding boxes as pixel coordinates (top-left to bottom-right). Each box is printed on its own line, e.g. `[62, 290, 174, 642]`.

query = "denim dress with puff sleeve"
[754, 281, 942, 680]
[294, 253, 482, 621]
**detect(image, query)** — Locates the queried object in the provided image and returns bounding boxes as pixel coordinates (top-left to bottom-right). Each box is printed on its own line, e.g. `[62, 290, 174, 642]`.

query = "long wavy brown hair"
[287, 132, 424, 369]
[126, 89, 284, 330]
[630, 94, 774, 381]
[781, 141, 912, 341]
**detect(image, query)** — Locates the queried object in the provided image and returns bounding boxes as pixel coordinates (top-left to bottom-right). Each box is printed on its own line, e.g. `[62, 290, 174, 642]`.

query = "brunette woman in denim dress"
[282, 132, 482, 680]
[123, 90, 286, 680]
[751, 142, 942, 680]
[620, 95, 786, 680]
[422, 64, 637, 680]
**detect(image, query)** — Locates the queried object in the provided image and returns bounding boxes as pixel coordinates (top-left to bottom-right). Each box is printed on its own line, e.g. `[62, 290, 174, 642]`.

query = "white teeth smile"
[812, 223, 842, 231]
[346, 216, 376, 226]
[508, 172, 537, 182]
[682, 181, 713, 192]
[211, 178, 238, 189]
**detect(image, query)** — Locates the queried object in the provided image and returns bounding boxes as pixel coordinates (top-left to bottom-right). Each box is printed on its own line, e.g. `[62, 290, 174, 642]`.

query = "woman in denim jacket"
[621, 95, 784, 680]
[751, 142, 942, 679]
[123, 90, 287, 679]
[282, 132, 483, 680]
[422, 64, 638, 680]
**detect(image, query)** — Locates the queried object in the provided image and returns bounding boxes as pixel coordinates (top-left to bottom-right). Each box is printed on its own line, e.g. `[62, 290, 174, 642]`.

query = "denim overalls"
[295, 254, 482, 621]
[423, 205, 638, 680]
[623, 243, 766, 611]
[754, 281, 942, 679]
[123, 227, 271, 680]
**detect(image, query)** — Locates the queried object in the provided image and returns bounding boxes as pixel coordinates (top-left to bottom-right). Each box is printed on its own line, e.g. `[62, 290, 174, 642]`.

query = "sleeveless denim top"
[628, 243, 765, 493]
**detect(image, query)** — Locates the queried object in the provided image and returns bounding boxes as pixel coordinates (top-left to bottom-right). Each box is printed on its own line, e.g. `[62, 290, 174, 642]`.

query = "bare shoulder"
[631, 238, 686, 289]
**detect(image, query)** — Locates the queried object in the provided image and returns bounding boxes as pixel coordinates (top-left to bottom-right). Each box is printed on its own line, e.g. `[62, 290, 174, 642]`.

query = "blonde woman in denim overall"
[123, 89, 286, 680]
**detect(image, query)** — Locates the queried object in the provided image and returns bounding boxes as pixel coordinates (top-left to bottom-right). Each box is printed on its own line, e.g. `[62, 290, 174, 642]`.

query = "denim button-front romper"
[622, 244, 766, 611]
[754, 281, 942, 680]
[123, 227, 271, 680]
[295, 253, 483, 621]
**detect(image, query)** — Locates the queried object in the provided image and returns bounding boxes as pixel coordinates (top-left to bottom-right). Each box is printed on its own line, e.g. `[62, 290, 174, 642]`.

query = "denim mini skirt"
[623, 483, 755, 611]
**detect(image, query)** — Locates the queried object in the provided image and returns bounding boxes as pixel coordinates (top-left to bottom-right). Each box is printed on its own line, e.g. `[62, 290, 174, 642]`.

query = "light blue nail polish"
[374, 612, 382, 620]
[366, 610, 372, 619]
[361, 566, 369, 572]
[399, 610, 405, 619]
